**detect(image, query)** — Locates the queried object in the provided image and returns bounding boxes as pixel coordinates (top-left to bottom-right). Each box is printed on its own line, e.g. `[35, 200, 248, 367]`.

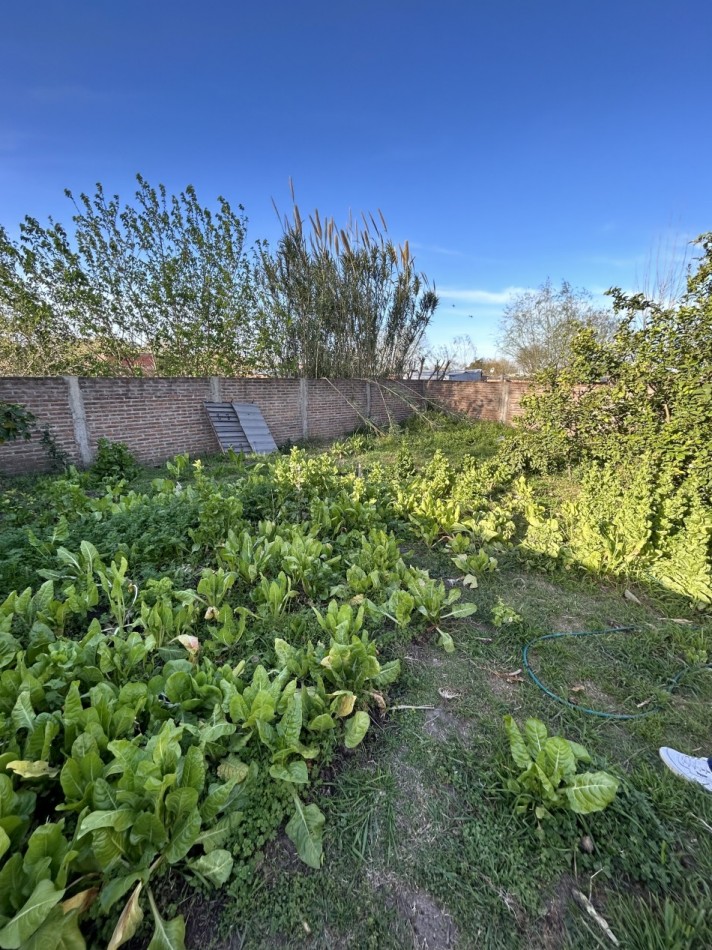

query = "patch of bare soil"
[549, 614, 589, 634]
[422, 705, 471, 741]
[406, 643, 446, 668]
[257, 832, 304, 882]
[510, 572, 562, 598]
[577, 679, 618, 710]
[371, 871, 458, 949]
[487, 672, 526, 699]
[138, 874, 236, 950]
[535, 875, 576, 949]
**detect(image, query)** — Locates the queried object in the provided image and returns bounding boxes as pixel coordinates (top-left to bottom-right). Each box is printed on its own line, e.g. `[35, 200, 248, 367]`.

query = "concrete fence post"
[209, 376, 221, 402]
[63, 376, 93, 466]
[299, 378, 309, 440]
[365, 380, 372, 419]
[499, 379, 511, 424]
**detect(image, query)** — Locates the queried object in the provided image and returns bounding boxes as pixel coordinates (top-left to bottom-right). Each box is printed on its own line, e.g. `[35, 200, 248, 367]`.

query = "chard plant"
[312, 600, 365, 643]
[38, 541, 102, 619]
[218, 528, 275, 583]
[278, 532, 340, 599]
[406, 576, 477, 652]
[503, 716, 619, 823]
[380, 589, 416, 629]
[252, 572, 297, 618]
[451, 549, 498, 589]
[137, 580, 196, 649]
[447, 532, 472, 554]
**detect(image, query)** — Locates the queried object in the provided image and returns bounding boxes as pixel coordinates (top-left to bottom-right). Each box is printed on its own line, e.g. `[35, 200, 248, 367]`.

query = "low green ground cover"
[0, 416, 710, 948]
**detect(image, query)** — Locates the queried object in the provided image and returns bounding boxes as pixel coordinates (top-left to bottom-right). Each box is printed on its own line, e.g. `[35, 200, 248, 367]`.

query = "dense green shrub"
[511, 232, 712, 490]
[90, 437, 140, 484]
[495, 233, 712, 606]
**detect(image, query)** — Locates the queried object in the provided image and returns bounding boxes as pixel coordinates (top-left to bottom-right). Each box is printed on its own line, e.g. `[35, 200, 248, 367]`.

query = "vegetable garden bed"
[0, 417, 710, 948]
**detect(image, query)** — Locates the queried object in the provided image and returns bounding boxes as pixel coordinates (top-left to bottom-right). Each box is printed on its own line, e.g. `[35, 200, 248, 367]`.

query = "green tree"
[0, 225, 77, 375]
[513, 233, 712, 488]
[499, 279, 616, 376]
[1, 177, 260, 376]
[257, 196, 438, 378]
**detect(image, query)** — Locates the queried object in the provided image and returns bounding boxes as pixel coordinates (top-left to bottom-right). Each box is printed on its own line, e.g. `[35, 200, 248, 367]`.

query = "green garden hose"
[522, 627, 712, 720]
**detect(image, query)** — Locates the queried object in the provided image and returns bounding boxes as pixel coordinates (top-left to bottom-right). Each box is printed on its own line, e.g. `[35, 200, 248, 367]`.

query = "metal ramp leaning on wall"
[232, 402, 278, 454]
[204, 402, 278, 455]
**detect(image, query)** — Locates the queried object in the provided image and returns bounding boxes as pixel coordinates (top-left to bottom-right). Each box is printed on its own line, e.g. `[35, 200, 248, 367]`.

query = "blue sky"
[2, 1, 710, 354]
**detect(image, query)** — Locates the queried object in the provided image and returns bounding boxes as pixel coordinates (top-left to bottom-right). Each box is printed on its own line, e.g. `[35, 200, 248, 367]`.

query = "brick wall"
[369, 380, 425, 427]
[0, 376, 533, 475]
[421, 379, 532, 424]
[0, 378, 83, 474]
[78, 378, 219, 466]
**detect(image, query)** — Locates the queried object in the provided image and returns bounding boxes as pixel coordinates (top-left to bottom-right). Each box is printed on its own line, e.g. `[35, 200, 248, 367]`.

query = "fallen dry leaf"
[438, 687, 461, 700]
[370, 690, 386, 710]
[571, 684, 585, 693]
[579, 835, 595, 854]
[624, 589, 641, 605]
[492, 668, 525, 683]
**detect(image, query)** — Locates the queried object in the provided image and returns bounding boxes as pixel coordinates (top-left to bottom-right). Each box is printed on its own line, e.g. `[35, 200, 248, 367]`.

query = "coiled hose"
[522, 626, 712, 720]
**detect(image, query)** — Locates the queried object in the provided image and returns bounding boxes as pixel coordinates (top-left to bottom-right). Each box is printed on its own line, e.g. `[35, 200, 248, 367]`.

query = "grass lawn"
[1, 416, 710, 949]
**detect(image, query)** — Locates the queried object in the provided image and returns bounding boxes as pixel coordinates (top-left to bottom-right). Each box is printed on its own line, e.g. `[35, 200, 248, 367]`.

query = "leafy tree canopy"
[1, 177, 440, 380]
[512, 233, 712, 491]
[1, 176, 261, 377]
[499, 279, 617, 376]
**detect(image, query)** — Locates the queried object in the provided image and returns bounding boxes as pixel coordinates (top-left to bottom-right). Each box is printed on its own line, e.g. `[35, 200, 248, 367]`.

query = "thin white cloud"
[437, 286, 531, 305]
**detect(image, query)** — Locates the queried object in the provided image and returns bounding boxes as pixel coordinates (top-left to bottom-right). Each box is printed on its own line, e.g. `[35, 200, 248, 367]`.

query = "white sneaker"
[659, 747, 712, 792]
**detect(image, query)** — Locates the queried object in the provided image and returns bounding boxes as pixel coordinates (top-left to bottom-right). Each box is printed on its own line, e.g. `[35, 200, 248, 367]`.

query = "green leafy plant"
[380, 589, 416, 629]
[313, 600, 365, 643]
[407, 576, 477, 652]
[252, 572, 297, 618]
[491, 598, 522, 628]
[91, 438, 140, 484]
[451, 549, 498, 589]
[0, 403, 35, 444]
[503, 716, 619, 821]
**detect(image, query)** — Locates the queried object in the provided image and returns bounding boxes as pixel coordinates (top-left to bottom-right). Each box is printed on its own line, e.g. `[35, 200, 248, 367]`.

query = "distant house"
[122, 351, 157, 375]
[445, 368, 484, 382]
